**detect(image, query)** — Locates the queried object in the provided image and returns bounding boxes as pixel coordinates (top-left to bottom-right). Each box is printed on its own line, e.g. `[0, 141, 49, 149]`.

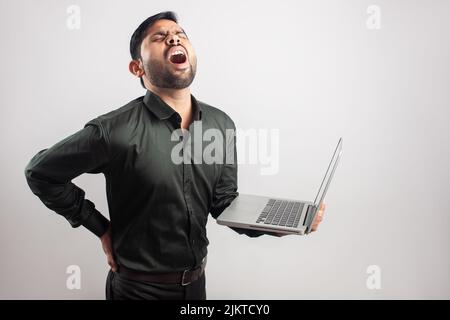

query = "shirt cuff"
[81, 201, 110, 238]
[229, 227, 266, 238]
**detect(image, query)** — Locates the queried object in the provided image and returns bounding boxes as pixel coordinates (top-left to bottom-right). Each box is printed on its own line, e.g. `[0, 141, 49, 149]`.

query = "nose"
[166, 34, 181, 46]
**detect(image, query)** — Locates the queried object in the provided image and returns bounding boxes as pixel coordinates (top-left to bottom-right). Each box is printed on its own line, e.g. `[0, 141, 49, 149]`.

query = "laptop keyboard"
[256, 199, 305, 228]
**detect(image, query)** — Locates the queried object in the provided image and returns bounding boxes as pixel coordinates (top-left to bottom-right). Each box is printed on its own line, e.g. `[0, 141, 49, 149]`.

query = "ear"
[129, 59, 144, 78]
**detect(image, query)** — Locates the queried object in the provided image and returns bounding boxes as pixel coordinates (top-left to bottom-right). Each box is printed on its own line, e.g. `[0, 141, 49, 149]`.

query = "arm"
[209, 120, 267, 238]
[24, 118, 110, 238]
[209, 120, 326, 237]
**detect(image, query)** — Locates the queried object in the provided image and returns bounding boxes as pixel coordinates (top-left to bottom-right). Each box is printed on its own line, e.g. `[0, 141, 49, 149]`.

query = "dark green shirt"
[24, 90, 264, 273]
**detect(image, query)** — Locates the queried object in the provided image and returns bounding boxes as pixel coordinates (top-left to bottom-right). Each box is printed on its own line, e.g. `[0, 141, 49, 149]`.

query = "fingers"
[107, 254, 118, 272]
[311, 205, 325, 232]
[311, 218, 321, 231]
[100, 228, 118, 272]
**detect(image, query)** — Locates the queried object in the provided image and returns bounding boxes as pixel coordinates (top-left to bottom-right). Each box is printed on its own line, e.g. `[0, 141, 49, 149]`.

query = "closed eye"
[152, 33, 166, 41]
[176, 31, 188, 39]
[151, 30, 188, 42]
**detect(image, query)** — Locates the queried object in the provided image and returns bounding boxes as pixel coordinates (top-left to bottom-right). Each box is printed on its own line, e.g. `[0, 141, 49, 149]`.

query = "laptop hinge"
[304, 205, 317, 233]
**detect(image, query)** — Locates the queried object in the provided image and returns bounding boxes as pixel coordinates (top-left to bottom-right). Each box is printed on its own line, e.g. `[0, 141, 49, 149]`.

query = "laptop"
[216, 137, 343, 235]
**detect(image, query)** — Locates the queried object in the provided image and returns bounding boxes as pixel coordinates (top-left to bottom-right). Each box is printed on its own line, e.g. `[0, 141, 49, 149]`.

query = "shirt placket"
[174, 115, 199, 269]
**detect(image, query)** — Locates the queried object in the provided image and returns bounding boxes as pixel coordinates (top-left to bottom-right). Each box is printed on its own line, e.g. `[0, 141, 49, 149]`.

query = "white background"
[0, 0, 449, 299]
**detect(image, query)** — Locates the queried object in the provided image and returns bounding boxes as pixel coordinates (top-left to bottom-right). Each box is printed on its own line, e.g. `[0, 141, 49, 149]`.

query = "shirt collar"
[143, 90, 203, 122]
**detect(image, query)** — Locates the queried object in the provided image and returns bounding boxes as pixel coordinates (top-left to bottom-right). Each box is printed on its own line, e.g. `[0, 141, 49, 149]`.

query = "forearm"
[24, 120, 110, 237]
[25, 154, 109, 237]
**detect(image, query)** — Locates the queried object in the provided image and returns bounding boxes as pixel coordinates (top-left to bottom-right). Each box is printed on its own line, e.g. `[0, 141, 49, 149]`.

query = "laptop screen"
[312, 137, 343, 208]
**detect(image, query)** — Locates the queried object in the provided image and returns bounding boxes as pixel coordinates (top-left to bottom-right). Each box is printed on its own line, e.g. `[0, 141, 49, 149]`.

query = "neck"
[147, 85, 192, 115]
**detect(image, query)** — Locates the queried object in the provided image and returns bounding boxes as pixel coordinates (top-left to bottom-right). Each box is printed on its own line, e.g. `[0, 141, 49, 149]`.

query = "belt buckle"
[181, 269, 192, 286]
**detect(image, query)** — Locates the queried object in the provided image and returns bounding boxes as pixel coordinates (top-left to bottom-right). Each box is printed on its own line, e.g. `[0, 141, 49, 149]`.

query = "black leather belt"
[117, 256, 207, 286]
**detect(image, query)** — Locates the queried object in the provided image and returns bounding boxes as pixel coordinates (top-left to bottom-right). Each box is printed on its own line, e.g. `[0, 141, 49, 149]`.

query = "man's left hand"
[273, 202, 326, 237]
[310, 202, 325, 232]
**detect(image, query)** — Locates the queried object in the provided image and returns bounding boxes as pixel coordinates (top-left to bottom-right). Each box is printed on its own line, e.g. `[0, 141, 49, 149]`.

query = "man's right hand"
[100, 225, 118, 272]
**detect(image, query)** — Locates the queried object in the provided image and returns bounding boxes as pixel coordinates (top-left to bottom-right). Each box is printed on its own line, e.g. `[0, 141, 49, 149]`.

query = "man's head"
[129, 12, 197, 90]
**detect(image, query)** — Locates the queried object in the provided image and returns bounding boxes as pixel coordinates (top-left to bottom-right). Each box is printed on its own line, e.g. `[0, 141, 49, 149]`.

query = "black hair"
[130, 11, 179, 89]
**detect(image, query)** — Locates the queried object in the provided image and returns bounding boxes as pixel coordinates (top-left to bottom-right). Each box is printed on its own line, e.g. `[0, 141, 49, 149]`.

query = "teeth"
[171, 50, 185, 56]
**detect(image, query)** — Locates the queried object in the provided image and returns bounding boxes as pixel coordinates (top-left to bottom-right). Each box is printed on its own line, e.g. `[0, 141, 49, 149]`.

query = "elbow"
[24, 149, 47, 184]
[24, 161, 34, 181]
[24, 160, 34, 183]
[24, 160, 38, 192]
[24, 151, 46, 192]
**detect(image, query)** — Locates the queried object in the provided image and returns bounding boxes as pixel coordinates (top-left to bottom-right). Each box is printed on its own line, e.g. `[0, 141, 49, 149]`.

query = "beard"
[143, 56, 197, 89]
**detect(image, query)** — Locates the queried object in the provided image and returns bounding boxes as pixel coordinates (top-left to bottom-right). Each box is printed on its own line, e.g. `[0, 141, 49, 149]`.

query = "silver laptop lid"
[304, 137, 343, 234]
[312, 137, 343, 209]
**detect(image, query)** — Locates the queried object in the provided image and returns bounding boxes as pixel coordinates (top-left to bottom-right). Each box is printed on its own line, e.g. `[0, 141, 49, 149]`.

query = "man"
[24, 11, 325, 300]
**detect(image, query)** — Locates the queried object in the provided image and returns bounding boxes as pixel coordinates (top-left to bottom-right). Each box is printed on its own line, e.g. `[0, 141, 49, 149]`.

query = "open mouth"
[169, 50, 187, 64]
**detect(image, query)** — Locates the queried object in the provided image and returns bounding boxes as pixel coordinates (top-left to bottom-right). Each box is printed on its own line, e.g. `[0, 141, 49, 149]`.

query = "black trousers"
[105, 269, 207, 300]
